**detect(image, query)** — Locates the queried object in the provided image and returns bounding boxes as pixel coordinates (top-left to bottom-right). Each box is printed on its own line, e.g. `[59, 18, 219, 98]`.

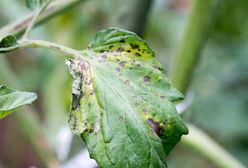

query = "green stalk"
[117, 0, 153, 36]
[169, 0, 246, 167]
[22, 0, 53, 39]
[169, 0, 220, 94]
[183, 124, 246, 168]
[0, 0, 85, 39]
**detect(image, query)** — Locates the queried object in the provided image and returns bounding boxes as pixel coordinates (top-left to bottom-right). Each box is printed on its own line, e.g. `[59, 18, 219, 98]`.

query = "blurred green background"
[0, 0, 248, 168]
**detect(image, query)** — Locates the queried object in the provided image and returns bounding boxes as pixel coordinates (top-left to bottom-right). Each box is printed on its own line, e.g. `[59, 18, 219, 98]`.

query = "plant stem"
[19, 39, 82, 58]
[22, 0, 53, 39]
[0, 0, 86, 39]
[117, 0, 153, 36]
[182, 124, 246, 168]
[169, 0, 245, 167]
[169, 0, 220, 94]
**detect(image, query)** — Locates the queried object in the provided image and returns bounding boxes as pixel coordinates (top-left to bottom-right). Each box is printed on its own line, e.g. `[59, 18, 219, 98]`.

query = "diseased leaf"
[67, 28, 188, 168]
[0, 35, 20, 53]
[0, 85, 37, 119]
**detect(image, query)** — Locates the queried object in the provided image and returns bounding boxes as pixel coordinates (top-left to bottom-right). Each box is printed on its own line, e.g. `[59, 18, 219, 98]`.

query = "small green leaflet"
[25, 0, 41, 9]
[66, 28, 188, 168]
[0, 85, 37, 119]
[0, 35, 20, 53]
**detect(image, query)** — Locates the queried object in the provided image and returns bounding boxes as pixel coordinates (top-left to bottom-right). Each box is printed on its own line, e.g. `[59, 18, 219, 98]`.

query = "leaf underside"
[0, 35, 20, 53]
[0, 85, 37, 119]
[67, 28, 188, 168]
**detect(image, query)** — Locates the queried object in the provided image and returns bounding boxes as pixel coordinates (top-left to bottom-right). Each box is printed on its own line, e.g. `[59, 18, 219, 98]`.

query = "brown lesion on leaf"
[119, 61, 126, 67]
[115, 67, 120, 72]
[119, 116, 124, 122]
[101, 55, 107, 59]
[71, 93, 81, 110]
[147, 118, 160, 135]
[144, 76, 151, 83]
[130, 43, 139, 49]
[120, 39, 125, 43]
[66, 58, 94, 135]
[134, 52, 141, 57]
[90, 90, 94, 95]
[116, 47, 124, 52]
[109, 45, 114, 49]
[153, 66, 163, 71]
[124, 80, 130, 85]
[143, 108, 148, 115]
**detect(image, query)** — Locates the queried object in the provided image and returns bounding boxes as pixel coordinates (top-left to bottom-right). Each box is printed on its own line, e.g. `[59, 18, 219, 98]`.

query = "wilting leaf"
[0, 85, 37, 119]
[0, 35, 19, 53]
[66, 28, 188, 167]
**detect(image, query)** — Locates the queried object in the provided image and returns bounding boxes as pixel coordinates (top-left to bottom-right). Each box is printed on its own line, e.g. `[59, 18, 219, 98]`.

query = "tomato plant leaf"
[25, 0, 40, 9]
[0, 35, 20, 53]
[0, 85, 37, 119]
[66, 28, 188, 167]
[25, 0, 50, 10]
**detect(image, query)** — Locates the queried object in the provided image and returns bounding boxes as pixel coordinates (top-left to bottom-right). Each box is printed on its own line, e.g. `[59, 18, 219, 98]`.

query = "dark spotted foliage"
[67, 28, 188, 168]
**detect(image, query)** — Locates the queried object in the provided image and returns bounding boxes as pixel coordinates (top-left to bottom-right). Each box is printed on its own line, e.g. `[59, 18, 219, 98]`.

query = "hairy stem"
[0, 0, 86, 39]
[19, 39, 82, 58]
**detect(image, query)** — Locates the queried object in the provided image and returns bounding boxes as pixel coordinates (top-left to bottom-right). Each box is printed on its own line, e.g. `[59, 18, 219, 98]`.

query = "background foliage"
[0, 0, 247, 167]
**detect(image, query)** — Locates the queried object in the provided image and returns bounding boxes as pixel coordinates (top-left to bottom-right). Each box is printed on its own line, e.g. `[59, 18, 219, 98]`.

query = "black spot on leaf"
[119, 116, 124, 121]
[90, 90, 94, 95]
[124, 80, 130, 85]
[101, 55, 107, 59]
[120, 39, 125, 43]
[116, 47, 124, 52]
[153, 66, 163, 71]
[130, 43, 139, 49]
[134, 52, 141, 57]
[119, 61, 126, 67]
[147, 119, 160, 135]
[71, 93, 80, 110]
[143, 108, 148, 115]
[144, 76, 151, 82]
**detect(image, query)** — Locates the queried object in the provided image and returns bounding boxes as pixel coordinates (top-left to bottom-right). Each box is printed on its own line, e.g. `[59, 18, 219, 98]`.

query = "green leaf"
[25, 0, 49, 10]
[0, 85, 37, 119]
[67, 28, 188, 167]
[0, 35, 20, 53]
[25, 0, 40, 9]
